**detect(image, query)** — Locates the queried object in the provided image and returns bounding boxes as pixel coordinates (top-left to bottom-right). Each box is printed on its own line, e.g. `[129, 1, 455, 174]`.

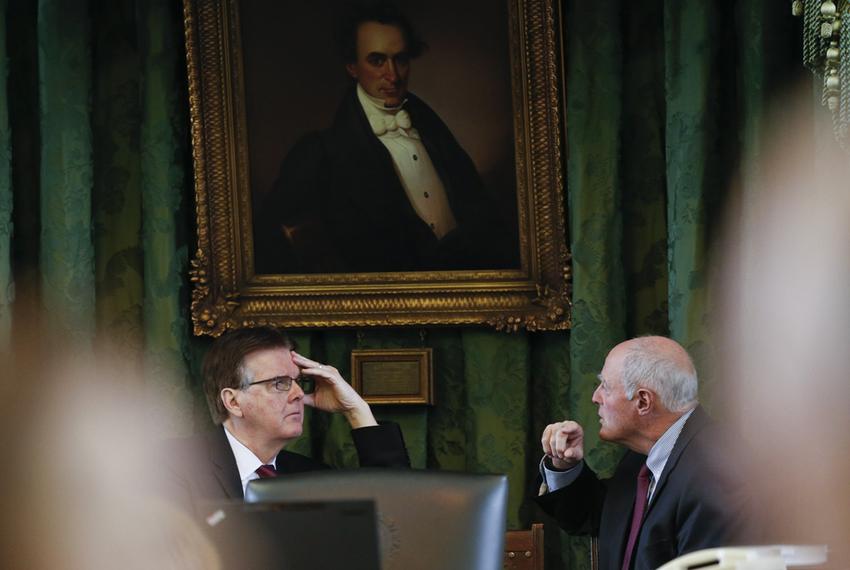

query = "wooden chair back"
[504, 523, 544, 570]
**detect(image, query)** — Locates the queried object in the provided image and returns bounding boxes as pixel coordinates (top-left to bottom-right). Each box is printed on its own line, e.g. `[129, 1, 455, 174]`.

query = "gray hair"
[621, 338, 699, 412]
[236, 361, 254, 390]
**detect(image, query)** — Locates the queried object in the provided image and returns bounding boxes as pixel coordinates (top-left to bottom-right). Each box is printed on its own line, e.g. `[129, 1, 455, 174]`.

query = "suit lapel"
[405, 98, 448, 189]
[334, 91, 416, 213]
[645, 406, 708, 516]
[206, 427, 243, 500]
[405, 96, 466, 209]
[331, 89, 440, 238]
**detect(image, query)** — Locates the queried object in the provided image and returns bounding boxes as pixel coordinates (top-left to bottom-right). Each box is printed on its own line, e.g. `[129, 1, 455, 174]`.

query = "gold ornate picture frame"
[184, 0, 570, 335]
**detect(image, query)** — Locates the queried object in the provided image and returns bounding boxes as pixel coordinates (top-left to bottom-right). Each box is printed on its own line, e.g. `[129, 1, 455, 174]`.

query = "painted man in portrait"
[254, 0, 517, 274]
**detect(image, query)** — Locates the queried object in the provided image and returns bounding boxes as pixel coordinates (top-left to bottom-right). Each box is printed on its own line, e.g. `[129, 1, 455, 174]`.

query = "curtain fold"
[663, 0, 719, 394]
[38, 0, 96, 348]
[462, 329, 530, 530]
[621, 1, 669, 337]
[92, 0, 144, 367]
[137, 0, 193, 436]
[0, 1, 807, 568]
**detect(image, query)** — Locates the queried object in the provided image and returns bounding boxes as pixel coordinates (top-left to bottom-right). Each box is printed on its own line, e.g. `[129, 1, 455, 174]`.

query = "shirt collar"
[356, 83, 406, 112]
[356, 85, 418, 138]
[645, 407, 696, 485]
[223, 425, 273, 485]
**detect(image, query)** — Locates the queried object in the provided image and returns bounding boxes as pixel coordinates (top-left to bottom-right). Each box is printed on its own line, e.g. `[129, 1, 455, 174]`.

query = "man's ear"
[635, 388, 654, 415]
[345, 63, 358, 79]
[220, 388, 244, 418]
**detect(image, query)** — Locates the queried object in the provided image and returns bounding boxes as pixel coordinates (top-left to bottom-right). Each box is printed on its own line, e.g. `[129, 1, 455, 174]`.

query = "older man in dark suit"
[254, 1, 516, 274]
[536, 337, 754, 570]
[161, 327, 409, 519]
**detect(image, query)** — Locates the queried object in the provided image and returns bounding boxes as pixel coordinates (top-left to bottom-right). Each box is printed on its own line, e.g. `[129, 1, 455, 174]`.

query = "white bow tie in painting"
[368, 109, 412, 136]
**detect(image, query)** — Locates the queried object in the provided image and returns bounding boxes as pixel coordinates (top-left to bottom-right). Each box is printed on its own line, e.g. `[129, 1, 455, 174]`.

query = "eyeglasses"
[244, 375, 315, 394]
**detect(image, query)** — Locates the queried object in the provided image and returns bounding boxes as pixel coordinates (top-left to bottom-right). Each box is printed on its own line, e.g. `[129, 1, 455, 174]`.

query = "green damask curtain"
[0, 1, 804, 569]
[3, 0, 194, 433]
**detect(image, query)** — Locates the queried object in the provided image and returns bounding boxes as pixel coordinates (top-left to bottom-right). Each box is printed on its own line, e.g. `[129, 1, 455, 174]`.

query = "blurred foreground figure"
[0, 341, 220, 570]
[536, 336, 754, 570]
[717, 93, 850, 567]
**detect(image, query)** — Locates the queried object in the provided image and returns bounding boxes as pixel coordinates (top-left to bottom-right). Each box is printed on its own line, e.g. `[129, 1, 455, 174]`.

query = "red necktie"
[255, 464, 278, 478]
[621, 463, 651, 570]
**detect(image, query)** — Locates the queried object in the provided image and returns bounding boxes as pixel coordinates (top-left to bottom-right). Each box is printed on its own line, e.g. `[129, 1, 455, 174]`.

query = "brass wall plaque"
[351, 348, 434, 405]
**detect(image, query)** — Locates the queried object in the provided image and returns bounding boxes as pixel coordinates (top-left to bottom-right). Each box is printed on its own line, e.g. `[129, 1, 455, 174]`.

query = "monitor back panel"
[246, 469, 508, 570]
[202, 499, 381, 570]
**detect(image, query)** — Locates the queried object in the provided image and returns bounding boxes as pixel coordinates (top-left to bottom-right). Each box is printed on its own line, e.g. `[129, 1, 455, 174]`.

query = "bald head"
[621, 336, 695, 372]
[616, 336, 698, 412]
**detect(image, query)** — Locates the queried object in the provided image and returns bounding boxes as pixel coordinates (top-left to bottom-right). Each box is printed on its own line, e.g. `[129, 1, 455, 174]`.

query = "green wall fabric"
[137, 0, 194, 436]
[621, 2, 669, 338]
[462, 330, 530, 530]
[663, 0, 724, 397]
[92, 0, 144, 367]
[38, 0, 96, 347]
[0, 1, 808, 569]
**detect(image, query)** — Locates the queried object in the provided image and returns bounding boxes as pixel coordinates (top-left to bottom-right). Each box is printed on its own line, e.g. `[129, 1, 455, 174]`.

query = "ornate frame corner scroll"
[184, 0, 570, 335]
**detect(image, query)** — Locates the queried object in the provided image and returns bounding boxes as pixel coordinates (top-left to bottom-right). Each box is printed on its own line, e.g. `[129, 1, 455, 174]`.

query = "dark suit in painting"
[535, 407, 754, 570]
[160, 423, 409, 519]
[254, 87, 517, 274]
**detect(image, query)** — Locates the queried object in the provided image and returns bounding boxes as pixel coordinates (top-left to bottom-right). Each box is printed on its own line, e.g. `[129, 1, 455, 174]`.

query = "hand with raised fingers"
[291, 350, 377, 428]
[541, 420, 585, 470]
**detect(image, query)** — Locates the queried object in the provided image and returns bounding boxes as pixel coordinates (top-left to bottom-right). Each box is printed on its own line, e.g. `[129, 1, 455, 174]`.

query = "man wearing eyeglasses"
[161, 326, 409, 518]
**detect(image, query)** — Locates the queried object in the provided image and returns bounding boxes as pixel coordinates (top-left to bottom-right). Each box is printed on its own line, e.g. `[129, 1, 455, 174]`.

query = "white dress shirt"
[356, 84, 458, 239]
[223, 426, 275, 496]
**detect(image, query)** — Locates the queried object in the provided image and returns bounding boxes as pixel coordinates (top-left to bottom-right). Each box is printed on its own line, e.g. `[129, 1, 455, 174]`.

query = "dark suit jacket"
[536, 407, 754, 570]
[160, 423, 409, 520]
[254, 86, 517, 274]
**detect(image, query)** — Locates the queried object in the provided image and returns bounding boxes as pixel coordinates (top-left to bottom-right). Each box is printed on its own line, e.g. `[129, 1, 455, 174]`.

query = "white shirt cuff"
[539, 456, 584, 492]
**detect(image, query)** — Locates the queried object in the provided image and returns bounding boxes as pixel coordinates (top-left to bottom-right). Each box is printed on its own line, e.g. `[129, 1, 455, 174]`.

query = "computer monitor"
[201, 499, 382, 570]
[246, 469, 508, 570]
